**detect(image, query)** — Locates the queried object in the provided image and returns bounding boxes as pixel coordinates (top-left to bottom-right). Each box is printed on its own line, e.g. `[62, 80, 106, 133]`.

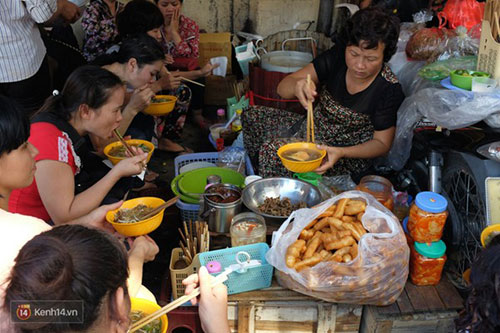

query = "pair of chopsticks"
[179, 76, 205, 87]
[178, 221, 209, 264]
[306, 74, 315, 143]
[112, 129, 147, 168]
[485, 0, 500, 42]
[140, 196, 178, 220]
[128, 271, 229, 332]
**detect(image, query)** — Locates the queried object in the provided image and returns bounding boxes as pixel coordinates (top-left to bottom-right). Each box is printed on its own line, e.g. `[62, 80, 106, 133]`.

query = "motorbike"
[386, 123, 500, 289]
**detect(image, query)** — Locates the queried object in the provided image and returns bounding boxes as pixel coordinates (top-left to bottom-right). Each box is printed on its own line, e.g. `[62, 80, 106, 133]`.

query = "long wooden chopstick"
[180, 76, 205, 87]
[306, 74, 315, 143]
[112, 129, 147, 168]
[129, 271, 229, 332]
[139, 196, 179, 220]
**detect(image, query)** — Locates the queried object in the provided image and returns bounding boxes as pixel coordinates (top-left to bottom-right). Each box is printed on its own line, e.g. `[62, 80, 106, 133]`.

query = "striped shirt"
[0, 0, 57, 82]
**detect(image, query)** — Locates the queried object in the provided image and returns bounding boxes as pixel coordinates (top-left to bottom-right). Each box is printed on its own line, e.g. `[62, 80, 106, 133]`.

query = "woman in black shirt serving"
[243, 7, 404, 178]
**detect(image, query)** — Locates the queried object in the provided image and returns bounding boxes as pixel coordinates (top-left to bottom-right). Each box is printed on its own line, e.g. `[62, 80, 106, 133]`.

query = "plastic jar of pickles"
[408, 192, 448, 243]
[230, 212, 267, 247]
[410, 240, 447, 286]
[357, 175, 394, 211]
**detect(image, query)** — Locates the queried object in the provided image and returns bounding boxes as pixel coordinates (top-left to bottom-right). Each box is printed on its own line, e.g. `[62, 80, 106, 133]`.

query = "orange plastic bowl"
[106, 197, 165, 237]
[103, 139, 154, 166]
[277, 142, 326, 173]
[143, 95, 177, 116]
[130, 297, 168, 333]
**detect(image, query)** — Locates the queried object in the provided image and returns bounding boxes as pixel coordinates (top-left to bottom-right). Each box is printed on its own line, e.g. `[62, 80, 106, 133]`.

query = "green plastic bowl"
[171, 173, 199, 204]
[178, 167, 244, 199]
[450, 70, 490, 91]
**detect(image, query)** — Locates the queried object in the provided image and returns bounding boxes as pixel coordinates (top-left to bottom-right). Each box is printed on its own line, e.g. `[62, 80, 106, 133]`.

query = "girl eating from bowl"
[95, 33, 195, 154]
[4, 225, 228, 333]
[8, 66, 147, 224]
[243, 7, 405, 179]
[0, 96, 158, 332]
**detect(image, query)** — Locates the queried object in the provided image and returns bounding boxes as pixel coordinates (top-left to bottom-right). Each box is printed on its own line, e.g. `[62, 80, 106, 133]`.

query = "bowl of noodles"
[277, 142, 326, 173]
[104, 139, 154, 166]
[106, 197, 165, 237]
[143, 95, 177, 116]
[130, 297, 168, 333]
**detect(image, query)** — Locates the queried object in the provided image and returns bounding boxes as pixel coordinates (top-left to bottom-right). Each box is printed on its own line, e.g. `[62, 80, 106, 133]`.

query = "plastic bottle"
[216, 108, 226, 124]
[231, 109, 243, 132]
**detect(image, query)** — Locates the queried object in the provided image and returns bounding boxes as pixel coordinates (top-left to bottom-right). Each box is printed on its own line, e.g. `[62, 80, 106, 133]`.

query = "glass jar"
[410, 240, 447, 286]
[408, 191, 448, 243]
[357, 175, 394, 211]
[230, 212, 266, 247]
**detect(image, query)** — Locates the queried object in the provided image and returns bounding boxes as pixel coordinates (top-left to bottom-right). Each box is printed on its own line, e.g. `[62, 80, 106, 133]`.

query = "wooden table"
[360, 275, 464, 333]
[227, 280, 363, 333]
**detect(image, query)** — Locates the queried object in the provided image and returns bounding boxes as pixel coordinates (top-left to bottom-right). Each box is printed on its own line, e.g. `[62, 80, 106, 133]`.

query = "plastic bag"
[320, 175, 356, 195]
[218, 147, 247, 174]
[437, 25, 480, 61]
[387, 87, 500, 170]
[266, 191, 409, 305]
[406, 27, 456, 62]
[437, 0, 485, 30]
[418, 55, 477, 81]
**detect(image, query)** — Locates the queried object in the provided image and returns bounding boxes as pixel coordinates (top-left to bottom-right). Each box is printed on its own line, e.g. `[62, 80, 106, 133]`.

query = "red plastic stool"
[166, 306, 203, 333]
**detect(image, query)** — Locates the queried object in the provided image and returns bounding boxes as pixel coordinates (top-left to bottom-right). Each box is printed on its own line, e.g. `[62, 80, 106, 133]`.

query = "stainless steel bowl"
[242, 177, 322, 225]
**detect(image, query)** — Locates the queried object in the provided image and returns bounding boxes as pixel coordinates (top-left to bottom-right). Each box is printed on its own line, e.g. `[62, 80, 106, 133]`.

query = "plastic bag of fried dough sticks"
[266, 190, 409, 305]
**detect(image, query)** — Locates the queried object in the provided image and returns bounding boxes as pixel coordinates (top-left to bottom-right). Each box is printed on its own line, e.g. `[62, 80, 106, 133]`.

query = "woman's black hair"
[153, 0, 183, 4]
[338, 7, 400, 62]
[4, 225, 129, 332]
[455, 244, 500, 332]
[92, 34, 165, 68]
[117, 0, 164, 38]
[0, 95, 30, 156]
[37, 65, 123, 121]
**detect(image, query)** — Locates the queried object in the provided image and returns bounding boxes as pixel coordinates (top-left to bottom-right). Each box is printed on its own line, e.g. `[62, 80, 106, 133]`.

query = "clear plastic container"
[408, 191, 448, 243]
[231, 109, 243, 132]
[230, 212, 266, 247]
[410, 240, 447, 286]
[357, 175, 394, 211]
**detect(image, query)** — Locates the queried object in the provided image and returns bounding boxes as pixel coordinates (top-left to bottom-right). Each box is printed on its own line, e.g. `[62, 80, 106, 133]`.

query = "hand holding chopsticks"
[112, 129, 147, 169]
[128, 268, 229, 333]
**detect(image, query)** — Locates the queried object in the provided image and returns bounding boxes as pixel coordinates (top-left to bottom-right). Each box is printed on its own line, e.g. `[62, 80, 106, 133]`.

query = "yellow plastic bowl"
[106, 197, 165, 237]
[103, 139, 154, 166]
[130, 297, 168, 333]
[277, 142, 326, 173]
[143, 95, 177, 116]
[480, 223, 500, 247]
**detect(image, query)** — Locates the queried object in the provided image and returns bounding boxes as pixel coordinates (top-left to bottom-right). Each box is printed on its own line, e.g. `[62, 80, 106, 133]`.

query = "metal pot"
[260, 51, 313, 73]
[202, 184, 242, 233]
[257, 37, 315, 73]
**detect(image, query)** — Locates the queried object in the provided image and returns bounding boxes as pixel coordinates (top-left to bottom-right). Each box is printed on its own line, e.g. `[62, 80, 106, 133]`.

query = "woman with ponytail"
[4, 225, 159, 333]
[95, 33, 194, 154]
[4, 225, 227, 333]
[8, 66, 147, 224]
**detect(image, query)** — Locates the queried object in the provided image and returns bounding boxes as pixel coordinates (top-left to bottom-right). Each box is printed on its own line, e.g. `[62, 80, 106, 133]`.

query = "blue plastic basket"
[174, 152, 254, 176]
[198, 243, 273, 295]
[176, 199, 200, 222]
